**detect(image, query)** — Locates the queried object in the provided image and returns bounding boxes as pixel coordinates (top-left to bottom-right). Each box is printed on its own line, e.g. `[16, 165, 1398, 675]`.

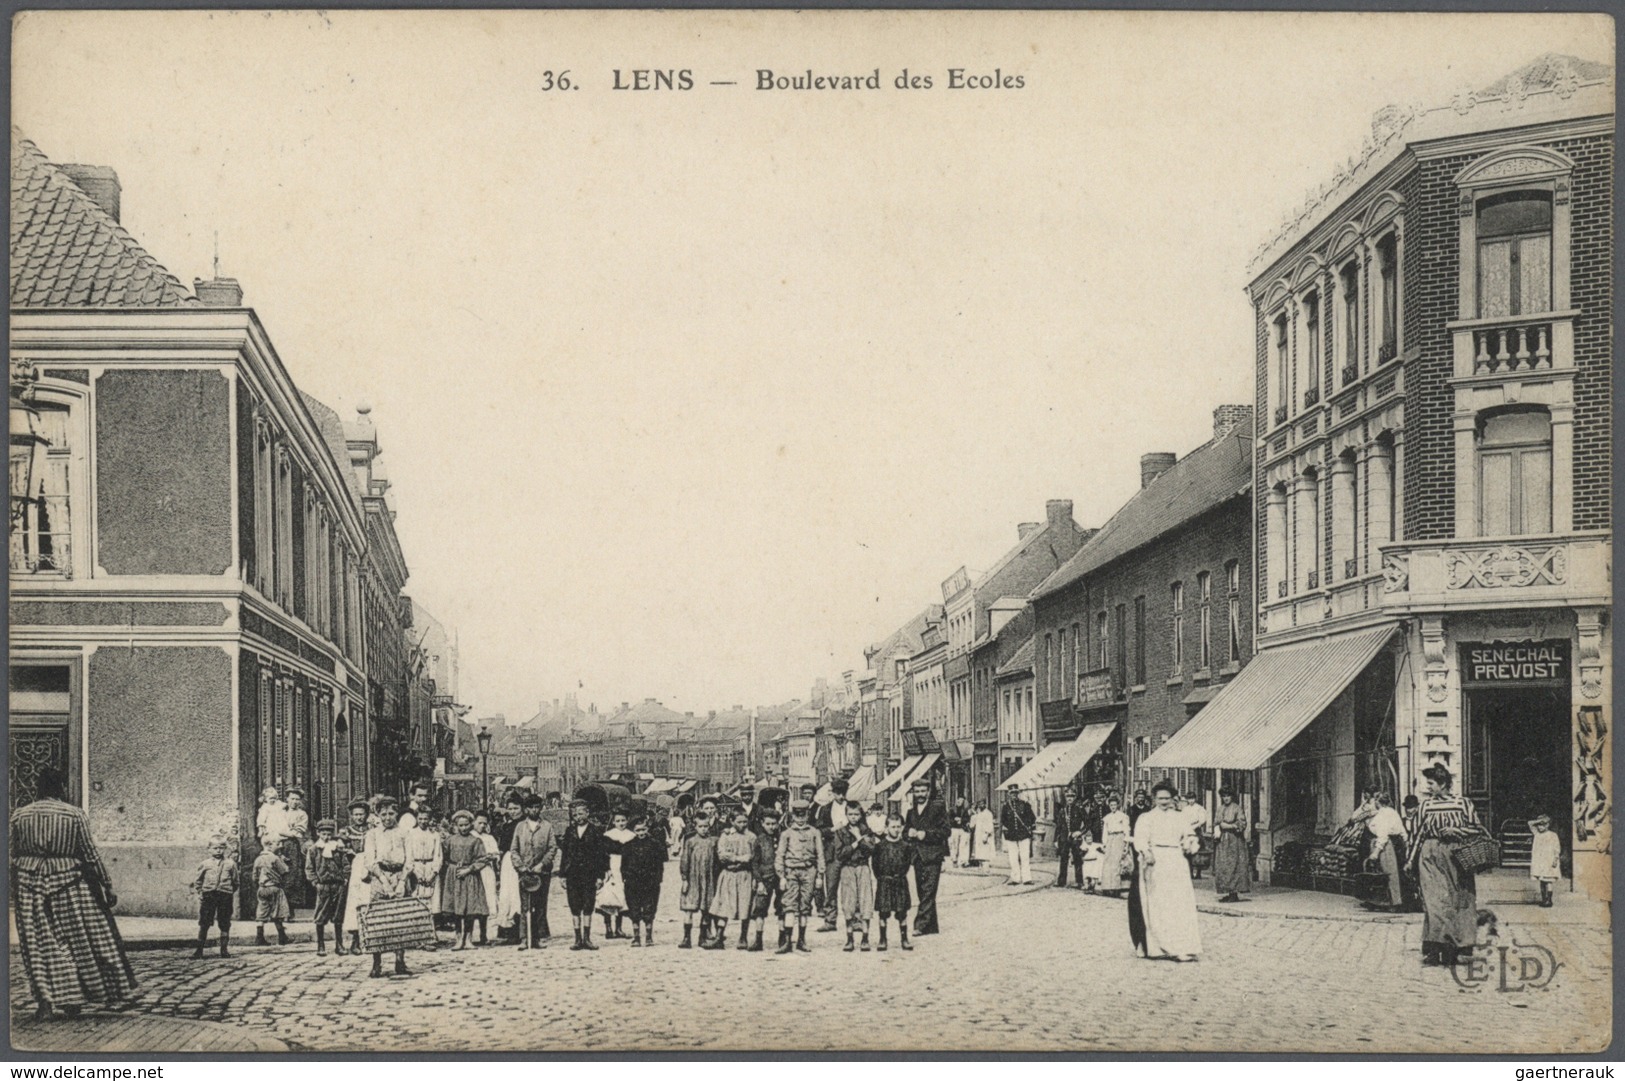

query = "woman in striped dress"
[10, 768, 137, 1018]
[1407, 764, 1483, 966]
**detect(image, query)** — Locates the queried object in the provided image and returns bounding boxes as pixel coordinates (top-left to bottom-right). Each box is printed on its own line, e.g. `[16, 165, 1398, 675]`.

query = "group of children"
[677, 798, 917, 955]
[190, 784, 940, 965]
[190, 789, 504, 964]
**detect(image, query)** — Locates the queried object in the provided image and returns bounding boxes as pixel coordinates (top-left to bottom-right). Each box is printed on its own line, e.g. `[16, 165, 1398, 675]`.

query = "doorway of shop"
[1464, 685, 1570, 867]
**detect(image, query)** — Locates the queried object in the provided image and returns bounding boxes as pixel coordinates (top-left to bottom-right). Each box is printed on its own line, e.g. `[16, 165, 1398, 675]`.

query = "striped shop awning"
[1144, 623, 1400, 770]
[1002, 723, 1118, 791]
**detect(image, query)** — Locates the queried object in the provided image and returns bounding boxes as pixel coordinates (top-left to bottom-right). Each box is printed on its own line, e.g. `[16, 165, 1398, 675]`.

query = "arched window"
[1477, 408, 1552, 536]
[1477, 192, 1552, 318]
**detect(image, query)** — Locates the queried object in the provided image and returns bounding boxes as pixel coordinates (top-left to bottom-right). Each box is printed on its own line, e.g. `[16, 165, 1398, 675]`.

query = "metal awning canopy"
[1003, 723, 1117, 791]
[1144, 623, 1399, 770]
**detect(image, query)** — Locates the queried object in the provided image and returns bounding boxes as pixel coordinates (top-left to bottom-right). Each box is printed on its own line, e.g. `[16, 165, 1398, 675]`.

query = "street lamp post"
[477, 726, 493, 811]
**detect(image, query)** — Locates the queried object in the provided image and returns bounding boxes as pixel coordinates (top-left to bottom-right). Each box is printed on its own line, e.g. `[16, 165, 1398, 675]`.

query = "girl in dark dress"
[872, 814, 915, 952]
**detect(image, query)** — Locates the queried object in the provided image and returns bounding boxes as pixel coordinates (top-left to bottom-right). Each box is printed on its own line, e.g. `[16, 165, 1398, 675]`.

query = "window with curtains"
[1477, 192, 1552, 318]
[1477, 408, 1552, 536]
[1170, 582, 1185, 675]
[1042, 634, 1053, 699]
[1096, 611, 1109, 671]
[1226, 561, 1242, 664]
[1197, 572, 1212, 671]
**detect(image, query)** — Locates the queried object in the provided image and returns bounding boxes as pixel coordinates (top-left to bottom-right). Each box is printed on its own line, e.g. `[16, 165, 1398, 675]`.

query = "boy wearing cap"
[774, 800, 825, 954]
[510, 794, 557, 950]
[305, 817, 352, 956]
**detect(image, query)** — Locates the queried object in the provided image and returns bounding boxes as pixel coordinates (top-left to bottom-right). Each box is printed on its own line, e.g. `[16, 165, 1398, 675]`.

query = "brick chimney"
[1046, 499, 1074, 528]
[1141, 452, 1177, 488]
[194, 277, 244, 306]
[1017, 522, 1041, 539]
[61, 164, 120, 222]
[1213, 404, 1255, 440]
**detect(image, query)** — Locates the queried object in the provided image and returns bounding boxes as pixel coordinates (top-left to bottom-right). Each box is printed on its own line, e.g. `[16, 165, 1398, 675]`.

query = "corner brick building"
[8, 133, 433, 915]
[1149, 55, 1612, 897]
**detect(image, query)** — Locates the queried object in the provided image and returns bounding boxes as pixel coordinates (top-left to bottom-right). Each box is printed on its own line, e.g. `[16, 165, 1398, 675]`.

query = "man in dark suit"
[558, 799, 609, 951]
[903, 778, 950, 935]
[1053, 787, 1090, 889]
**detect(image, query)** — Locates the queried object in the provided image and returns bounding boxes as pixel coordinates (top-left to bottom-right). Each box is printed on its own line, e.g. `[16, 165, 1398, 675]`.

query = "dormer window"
[1477, 192, 1552, 318]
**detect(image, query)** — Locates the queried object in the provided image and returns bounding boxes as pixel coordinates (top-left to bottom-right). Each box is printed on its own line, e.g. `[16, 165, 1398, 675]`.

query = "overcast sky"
[14, 11, 1609, 723]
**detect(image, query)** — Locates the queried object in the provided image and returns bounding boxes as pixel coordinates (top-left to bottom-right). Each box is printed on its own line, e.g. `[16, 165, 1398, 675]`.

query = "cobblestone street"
[11, 869, 1611, 1054]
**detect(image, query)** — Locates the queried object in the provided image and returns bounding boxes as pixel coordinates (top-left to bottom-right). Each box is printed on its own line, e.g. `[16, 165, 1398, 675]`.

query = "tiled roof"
[299, 393, 367, 505]
[996, 635, 1035, 678]
[1032, 429, 1253, 601]
[11, 132, 195, 309]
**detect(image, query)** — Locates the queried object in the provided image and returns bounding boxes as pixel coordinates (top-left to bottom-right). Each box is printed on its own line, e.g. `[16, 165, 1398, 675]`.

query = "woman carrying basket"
[1408, 764, 1488, 967]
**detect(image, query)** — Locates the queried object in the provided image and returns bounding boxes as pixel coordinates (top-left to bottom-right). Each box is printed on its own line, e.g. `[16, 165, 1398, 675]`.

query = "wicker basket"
[1450, 836, 1500, 875]
[357, 896, 437, 953]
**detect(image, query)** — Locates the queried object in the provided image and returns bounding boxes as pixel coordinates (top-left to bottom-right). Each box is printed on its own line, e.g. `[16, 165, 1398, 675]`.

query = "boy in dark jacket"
[557, 800, 609, 951]
[748, 812, 784, 952]
[620, 816, 667, 947]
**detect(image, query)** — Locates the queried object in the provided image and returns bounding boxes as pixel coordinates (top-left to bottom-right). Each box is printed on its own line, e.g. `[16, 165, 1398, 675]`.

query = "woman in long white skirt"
[1133, 780, 1201, 961]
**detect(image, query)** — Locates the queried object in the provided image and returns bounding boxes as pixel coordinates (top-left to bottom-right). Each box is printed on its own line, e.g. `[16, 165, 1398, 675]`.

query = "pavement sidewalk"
[10, 1011, 288, 1053]
[945, 855, 1609, 927]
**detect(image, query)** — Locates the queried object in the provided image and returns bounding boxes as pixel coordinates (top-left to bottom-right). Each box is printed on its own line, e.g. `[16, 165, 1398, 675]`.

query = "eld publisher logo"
[1451, 940, 1562, 992]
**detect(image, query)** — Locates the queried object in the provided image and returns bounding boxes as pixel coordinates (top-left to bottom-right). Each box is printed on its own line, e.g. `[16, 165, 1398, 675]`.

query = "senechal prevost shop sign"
[1460, 641, 1570, 685]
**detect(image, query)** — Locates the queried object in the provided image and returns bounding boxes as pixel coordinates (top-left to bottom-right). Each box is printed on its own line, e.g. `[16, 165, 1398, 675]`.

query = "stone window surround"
[1260, 194, 1406, 434]
[1450, 145, 1577, 539]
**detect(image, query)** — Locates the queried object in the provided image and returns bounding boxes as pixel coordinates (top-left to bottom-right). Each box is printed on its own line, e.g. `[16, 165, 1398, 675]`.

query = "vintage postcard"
[6, 8, 1614, 1057]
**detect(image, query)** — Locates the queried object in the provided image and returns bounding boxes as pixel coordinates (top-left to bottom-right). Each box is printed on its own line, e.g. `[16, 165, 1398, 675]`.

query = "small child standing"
[833, 813, 877, 952]
[748, 812, 784, 952]
[708, 810, 757, 950]
[304, 818, 351, 956]
[871, 815, 914, 952]
[597, 812, 635, 941]
[252, 840, 291, 946]
[1528, 814, 1562, 908]
[191, 838, 239, 959]
[774, 800, 825, 954]
[678, 809, 719, 949]
[620, 816, 667, 947]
